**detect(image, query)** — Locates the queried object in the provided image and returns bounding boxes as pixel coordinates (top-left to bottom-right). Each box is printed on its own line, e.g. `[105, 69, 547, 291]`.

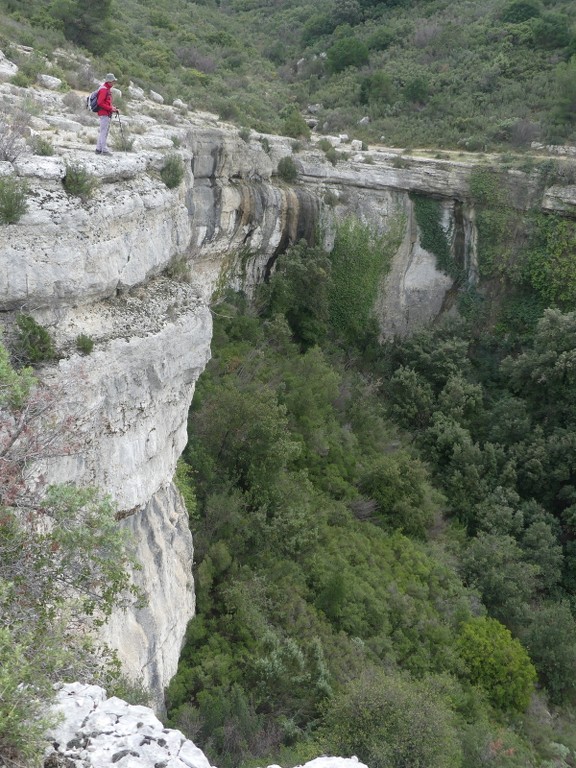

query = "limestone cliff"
[1, 49, 575, 708]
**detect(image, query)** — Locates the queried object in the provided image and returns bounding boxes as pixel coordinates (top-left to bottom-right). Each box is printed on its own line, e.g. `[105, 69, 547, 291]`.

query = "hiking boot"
[101, 148, 113, 155]
[95, 149, 102, 154]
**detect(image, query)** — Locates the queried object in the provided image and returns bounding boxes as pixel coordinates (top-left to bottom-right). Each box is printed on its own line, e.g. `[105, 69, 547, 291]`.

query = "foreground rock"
[45, 684, 369, 768]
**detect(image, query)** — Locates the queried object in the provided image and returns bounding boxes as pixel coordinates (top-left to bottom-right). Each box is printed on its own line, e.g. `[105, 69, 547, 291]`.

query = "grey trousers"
[96, 115, 112, 152]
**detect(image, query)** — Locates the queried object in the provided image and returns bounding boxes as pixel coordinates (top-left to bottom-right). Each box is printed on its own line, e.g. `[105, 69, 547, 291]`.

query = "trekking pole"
[116, 112, 127, 151]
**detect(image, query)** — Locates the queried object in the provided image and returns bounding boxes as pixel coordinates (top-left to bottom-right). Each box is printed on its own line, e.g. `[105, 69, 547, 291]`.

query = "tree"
[0, 337, 62, 506]
[553, 56, 576, 128]
[50, 0, 113, 52]
[404, 75, 430, 105]
[260, 240, 332, 349]
[360, 71, 394, 108]
[461, 533, 538, 627]
[386, 365, 435, 430]
[328, 218, 395, 344]
[522, 601, 576, 704]
[456, 617, 536, 714]
[359, 450, 441, 538]
[326, 37, 370, 73]
[322, 669, 462, 768]
[503, 308, 576, 427]
[281, 109, 311, 140]
[500, 0, 541, 23]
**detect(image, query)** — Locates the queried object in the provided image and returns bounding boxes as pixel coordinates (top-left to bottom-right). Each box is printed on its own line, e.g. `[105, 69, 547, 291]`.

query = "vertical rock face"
[26, 278, 212, 707]
[99, 485, 195, 712]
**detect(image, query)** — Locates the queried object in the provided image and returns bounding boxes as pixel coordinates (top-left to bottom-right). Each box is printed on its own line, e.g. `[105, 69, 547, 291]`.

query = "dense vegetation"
[165, 213, 576, 767]
[1, 0, 575, 149]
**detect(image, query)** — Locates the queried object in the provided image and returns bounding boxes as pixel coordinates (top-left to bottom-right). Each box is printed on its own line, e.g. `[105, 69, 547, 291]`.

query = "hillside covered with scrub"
[1, 0, 575, 149]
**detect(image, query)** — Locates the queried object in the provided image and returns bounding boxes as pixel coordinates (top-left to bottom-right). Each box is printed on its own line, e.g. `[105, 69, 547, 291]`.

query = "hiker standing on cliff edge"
[95, 73, 120, 155]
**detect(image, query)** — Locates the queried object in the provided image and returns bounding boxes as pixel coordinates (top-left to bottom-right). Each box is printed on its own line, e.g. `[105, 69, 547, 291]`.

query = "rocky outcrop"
[1, 49, 576, 710]
[45, 683, 369, 768]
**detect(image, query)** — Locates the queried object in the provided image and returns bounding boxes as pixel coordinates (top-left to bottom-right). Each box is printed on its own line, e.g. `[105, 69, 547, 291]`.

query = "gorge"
[1, 45, 576, 719]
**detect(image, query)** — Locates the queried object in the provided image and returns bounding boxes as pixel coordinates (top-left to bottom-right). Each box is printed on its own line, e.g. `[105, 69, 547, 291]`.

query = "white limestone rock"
[21, 280, 208, 701]
[0, 160, 14, 177]
[29, 115, 52, 130]
[542, 184, 576, 215]
[0, 49, 18, 81]
[150, 90, 164, 104]
[35, 280, 210, 510]
[14, 154, 66, 179]
[299, 759, 369, 768]
[37, 73, 62, 89]
[44, 115, 85, 133]
[46, 684, 217, 768]
[133, 134, 178, 151]
[128, 82, 145, 100]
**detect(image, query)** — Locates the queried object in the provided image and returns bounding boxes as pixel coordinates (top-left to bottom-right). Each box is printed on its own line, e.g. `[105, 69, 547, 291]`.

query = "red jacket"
[96, 82, 115, 117]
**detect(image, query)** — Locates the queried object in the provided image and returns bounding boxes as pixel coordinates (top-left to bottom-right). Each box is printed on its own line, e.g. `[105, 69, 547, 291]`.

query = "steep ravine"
[1, 49, 576, 711]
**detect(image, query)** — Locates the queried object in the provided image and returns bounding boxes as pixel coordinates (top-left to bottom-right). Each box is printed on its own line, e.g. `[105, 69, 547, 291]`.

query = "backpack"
[86, 87, 101, 112]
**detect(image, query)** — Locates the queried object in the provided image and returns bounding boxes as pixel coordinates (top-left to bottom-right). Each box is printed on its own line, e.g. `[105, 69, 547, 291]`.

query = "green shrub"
[525, 213, 576, 306]
[326, 36, 370, 74]
[282, 109, 311, 140]
[317, 138, 333, 152]
[501, 0, 541, 23]
[63, 162, 98, 200]
[11, 71, 32, 88]
[238, 127, 251, 143]
[277, 155, 298, 182]
[412, 193, 460, 279]
[29, 135, 54, 156]
[456, 616, 537, 713]
[0, 626, 58, 765]
[325, 146, 339, 166]
[328, 217, 402, 343]
[322, 669, 462, 768]
[0, 176, 28, 224]
[14, 314, 56, 365]
[160, 153, 185, 188]
[76, 334, 94, 355]
[112, 129, 134, 152]
[165, 255, 191, 281]
[0, 485, 144, 765]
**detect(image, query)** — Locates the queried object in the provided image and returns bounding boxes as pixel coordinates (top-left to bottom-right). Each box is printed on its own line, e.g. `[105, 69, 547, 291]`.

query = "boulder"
[0, 50, 18, 81]
[37, 73, 62, 90]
